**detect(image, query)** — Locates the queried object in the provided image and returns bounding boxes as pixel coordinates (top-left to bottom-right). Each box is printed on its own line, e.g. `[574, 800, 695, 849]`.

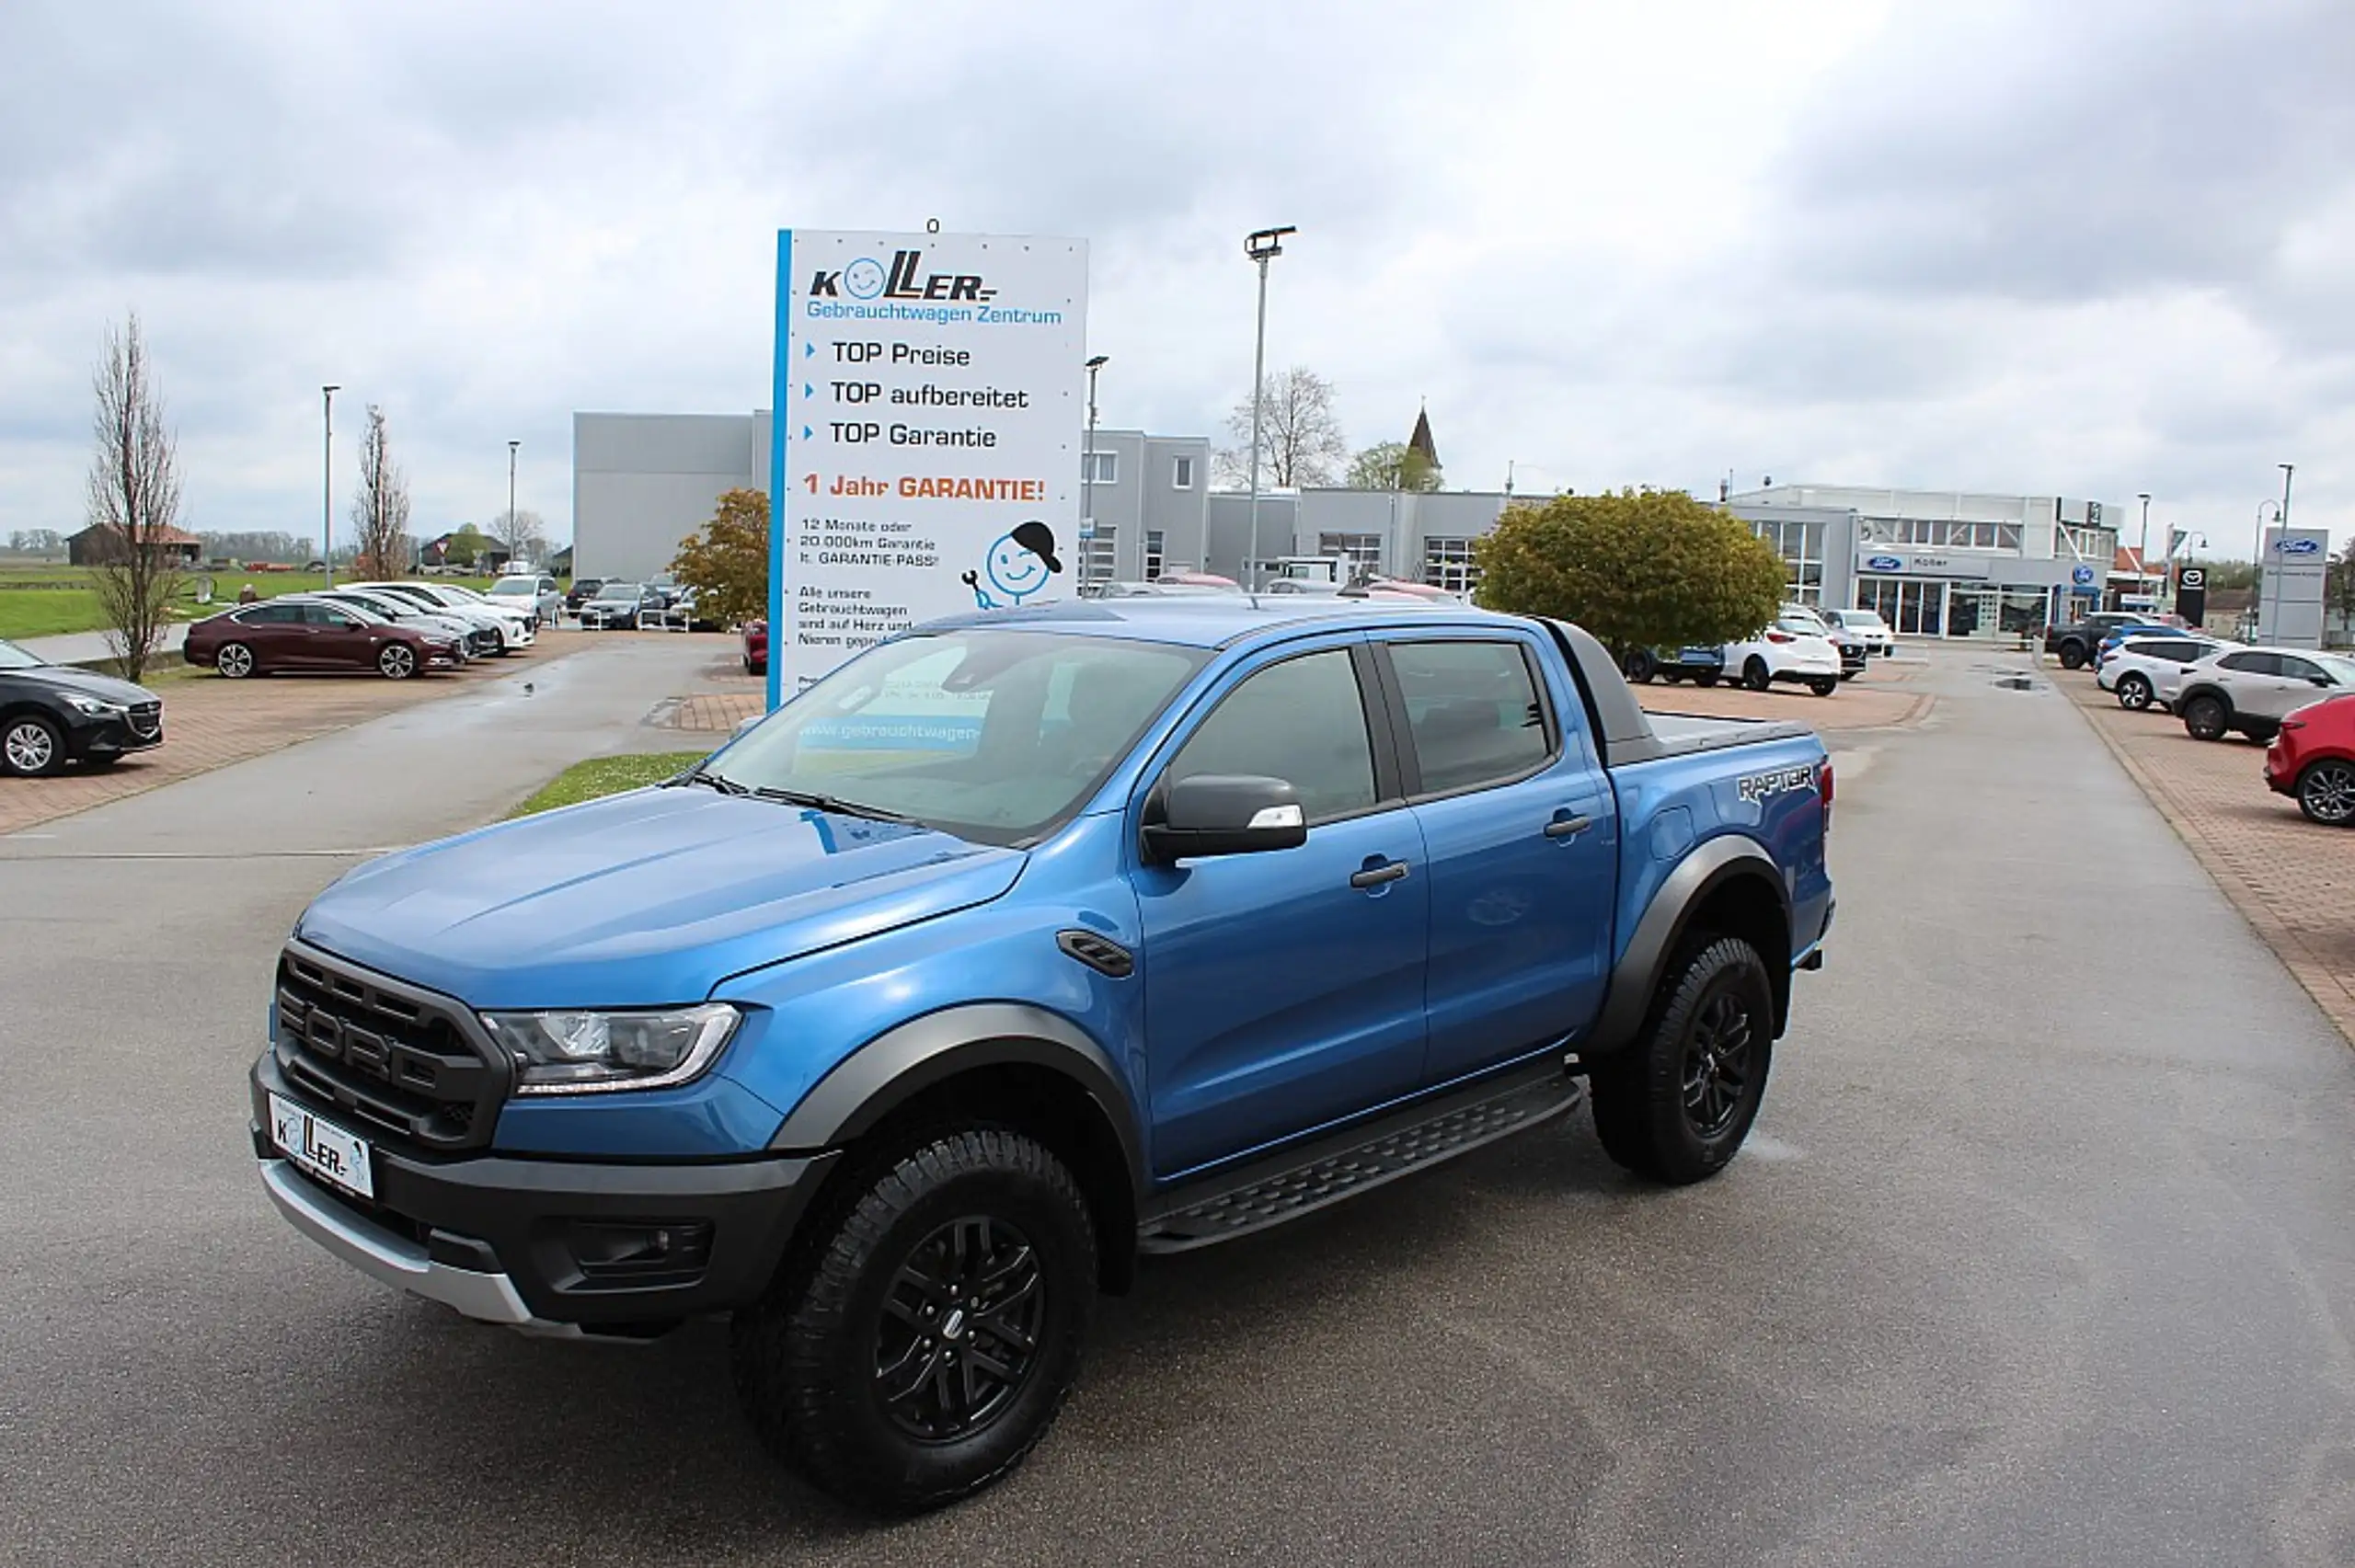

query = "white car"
[1821, 607, 1894, 656]
[2097, 633, 2236, 711]
[485, 573, 563, 628]
[350, 581, 534, 651]
[1721, 616, 1844, 697]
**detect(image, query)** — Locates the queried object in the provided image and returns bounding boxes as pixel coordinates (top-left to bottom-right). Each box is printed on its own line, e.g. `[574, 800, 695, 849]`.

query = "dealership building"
[573, 412, 2125, 640]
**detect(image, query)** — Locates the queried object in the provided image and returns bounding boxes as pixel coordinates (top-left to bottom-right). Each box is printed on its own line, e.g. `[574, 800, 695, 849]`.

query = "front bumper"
[251, 1053, 834, 1332]
[64, 707, 164, 759]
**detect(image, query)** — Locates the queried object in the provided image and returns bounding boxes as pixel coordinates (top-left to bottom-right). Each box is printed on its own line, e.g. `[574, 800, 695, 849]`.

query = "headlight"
[62, 693, 125, 716]
[482, 1003, 741, 1095]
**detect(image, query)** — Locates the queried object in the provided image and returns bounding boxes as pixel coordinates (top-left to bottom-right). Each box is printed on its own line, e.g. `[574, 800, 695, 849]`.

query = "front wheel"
[1741, 658, 1771, 692]
[215, 642, 257, 680]
[1809, 677, 1838, 697]
[2116, 672, 2154, 710]
[2182, 694, 2229, 741]
[2297, 760, 2355, 825]
[1590, 934, 1775, 1184]
[2, 714, 66, 777]
[731, 1130, 1096, 1515]
[1623, 649, 1657, 684]
[377, 643, 418, 680]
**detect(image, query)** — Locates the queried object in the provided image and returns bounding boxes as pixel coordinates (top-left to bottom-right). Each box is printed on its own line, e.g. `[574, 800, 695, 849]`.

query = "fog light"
[565, 1219, 714, 1284]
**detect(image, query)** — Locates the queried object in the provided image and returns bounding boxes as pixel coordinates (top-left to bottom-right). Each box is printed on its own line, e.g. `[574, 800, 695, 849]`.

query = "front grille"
[273, 943, 508, 1152]
[126, 705, 161, 738]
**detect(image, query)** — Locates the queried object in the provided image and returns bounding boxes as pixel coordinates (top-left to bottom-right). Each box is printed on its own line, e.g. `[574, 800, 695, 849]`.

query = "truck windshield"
[706, 631, 1207, 846]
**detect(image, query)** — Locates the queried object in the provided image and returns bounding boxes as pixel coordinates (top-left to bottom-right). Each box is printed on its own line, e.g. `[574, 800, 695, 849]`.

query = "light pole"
[1243, 226, 1295, 582]
[2279, 463, 2294, 529]
[321, 385, 339, 587]
[2137, 492, 2152, 611]
[1083, 355, 1107, 584]
[508, 440, 521, 567]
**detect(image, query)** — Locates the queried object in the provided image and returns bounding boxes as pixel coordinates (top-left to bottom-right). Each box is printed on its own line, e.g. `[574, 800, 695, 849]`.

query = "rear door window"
[2219, 652, 2280, 676]
[1386, 640, 1557, 795]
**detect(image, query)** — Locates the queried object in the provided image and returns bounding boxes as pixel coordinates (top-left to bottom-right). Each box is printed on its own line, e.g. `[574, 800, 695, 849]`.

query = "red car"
[184, 600, 460, 680]
[2266, 692, 2355, 825]
[741, 618, 767, 676]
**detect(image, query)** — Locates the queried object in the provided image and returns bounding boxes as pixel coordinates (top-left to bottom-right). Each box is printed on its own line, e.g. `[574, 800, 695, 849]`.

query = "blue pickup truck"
[253, 597, 1833, 1513]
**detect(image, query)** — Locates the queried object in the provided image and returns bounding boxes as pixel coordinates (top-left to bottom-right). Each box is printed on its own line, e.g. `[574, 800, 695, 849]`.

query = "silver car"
[2174, 647, 2355, 742]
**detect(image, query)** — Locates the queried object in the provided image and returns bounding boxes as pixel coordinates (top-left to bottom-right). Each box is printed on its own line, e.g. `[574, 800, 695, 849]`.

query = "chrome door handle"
[1544, 815, 1593, 840]
[1349, 861, 1409, 889]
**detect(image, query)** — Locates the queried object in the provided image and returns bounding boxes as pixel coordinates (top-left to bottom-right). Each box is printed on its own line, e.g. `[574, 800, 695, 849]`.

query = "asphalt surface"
[3, 642, 2352, 1566]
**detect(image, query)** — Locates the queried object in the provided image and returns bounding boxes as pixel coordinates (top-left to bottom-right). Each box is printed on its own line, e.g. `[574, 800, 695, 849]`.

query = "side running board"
[1137, 1064, 1585, 1253]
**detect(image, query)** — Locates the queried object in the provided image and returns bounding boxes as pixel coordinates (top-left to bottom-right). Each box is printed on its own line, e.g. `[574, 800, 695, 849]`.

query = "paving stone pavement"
[2058, 663, 2355, 1045]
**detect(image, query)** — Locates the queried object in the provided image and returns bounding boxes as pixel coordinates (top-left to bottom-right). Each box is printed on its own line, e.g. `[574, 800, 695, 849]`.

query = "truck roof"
[921, 595, 1522, 651]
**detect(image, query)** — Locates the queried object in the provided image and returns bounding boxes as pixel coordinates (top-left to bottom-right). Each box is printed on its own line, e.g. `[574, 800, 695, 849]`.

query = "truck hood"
[295, 785, 1026, 1008]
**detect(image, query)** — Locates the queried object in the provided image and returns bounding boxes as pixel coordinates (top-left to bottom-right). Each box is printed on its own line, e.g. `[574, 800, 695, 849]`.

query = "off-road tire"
[1589, 933, 1775, 1185]
[2058, 641, 2088, 670]
[731, 1130, 1097, 1515]
[2182, 693, 2229, 741]
[1624, 649, 1657, 684]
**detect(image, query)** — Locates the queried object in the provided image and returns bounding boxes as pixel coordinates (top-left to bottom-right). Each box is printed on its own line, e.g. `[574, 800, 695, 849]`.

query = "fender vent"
[1056, 930, 1134, 979]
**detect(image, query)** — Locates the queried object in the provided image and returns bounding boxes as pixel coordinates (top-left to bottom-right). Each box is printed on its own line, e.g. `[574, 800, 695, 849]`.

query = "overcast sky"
[4, 0, 2349, 560]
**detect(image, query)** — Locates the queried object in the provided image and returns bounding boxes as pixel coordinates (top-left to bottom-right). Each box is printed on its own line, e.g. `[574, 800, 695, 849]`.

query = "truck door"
[1375, 634, 1615, 1083]
[1134, 638, 1430, 1178]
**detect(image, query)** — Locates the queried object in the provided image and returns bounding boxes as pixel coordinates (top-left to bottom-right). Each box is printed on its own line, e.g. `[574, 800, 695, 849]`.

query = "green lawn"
[507, 750, 713, 818]
[0, 567, 508, 641]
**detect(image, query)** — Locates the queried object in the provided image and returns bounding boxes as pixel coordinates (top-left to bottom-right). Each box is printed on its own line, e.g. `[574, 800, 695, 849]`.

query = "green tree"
[1345, 441, 1441, 492]
[442, 523, 488, 568]
[2330, 536, 2355, 625]
[670, 487, 768, 628]
[1473, 488, 1786, 652]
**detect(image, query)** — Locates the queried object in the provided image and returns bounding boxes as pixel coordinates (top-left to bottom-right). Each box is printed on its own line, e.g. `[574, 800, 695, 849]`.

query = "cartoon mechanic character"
[960, 520, 1063, 609]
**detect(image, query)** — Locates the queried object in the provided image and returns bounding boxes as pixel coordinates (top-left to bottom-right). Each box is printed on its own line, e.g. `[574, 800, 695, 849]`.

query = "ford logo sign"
[2275, 537, 2321, 555]
[2071, 564, 2096, 586]
[1866, 555, 1904, 572]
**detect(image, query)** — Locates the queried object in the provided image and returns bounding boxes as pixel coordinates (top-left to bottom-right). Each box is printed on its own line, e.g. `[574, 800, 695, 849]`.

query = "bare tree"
[1214, 366, 1349, 489]
[488, 508, 547, 569]
[350, 405, 414, 578]
[86, 315, 184, 682]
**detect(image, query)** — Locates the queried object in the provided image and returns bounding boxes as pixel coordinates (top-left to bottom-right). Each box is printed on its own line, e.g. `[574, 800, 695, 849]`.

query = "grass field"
[507, 750, 711, 818]
[0, 566, 505, 642]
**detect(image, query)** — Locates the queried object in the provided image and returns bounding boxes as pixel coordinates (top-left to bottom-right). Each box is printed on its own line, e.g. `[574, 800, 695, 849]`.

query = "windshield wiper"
[750, 786, 912, 824]
[670, 765, 749, 795]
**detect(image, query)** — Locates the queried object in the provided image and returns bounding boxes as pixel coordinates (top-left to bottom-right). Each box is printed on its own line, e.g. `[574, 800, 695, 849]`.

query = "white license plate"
[269, 1093, 374, 1200]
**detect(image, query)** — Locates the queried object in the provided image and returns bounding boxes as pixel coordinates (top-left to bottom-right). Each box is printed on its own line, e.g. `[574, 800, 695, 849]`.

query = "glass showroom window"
[1080, 525, 1117, 582]
[1318, 532, 1384, 577]
[1423, 537, 1479, 594]
[1144, 530, 1165, 580]
[1752, 519, 1824, 603]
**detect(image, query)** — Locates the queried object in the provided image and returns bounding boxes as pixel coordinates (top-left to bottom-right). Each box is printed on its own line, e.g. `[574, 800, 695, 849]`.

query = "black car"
[0, 637, 165, 776]
[563, 578, 607, 612]
[2044, 611, 2162, 670]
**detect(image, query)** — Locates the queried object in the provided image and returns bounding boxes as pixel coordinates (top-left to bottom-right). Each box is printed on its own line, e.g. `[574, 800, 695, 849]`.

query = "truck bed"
[1614, 711, 1818, 765]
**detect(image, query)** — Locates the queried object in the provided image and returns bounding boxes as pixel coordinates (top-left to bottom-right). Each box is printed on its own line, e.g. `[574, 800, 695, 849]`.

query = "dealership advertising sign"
[766, 229, 1089, 703]
[2257, 526, 2330, 649]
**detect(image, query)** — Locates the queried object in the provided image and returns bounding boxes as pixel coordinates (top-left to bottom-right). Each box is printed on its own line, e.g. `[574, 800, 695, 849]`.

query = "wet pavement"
[2, 640, 2351, 1567]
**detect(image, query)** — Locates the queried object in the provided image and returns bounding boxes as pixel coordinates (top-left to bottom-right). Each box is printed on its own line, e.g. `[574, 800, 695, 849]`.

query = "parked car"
[580, 581, 660, 629]
[248, 600, 1832, 1513]
[345, 581, 532, 653]
[1781, 606, 1867, 681]
[741, 618, 767, 676]
[184, 599, 459, 680]
[2045, 612, 2168, 670]
[2266, 692, 2355, 825]
[486, 574, 564, 628]
[1821, 607, 1893, 656]
[2175, 647, 2355, 743]
[1722, 617, 1844, 696]
[1620, 645, 1726, 685]
[564, 578, 608, 613]
[0, 636, 165, 776]
[296, 589, 497, 660]
[2097, 634, 2234, 711]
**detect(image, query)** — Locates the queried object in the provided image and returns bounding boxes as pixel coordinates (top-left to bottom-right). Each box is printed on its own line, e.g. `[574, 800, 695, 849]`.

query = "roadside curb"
[2066, 689, 2355, 1049]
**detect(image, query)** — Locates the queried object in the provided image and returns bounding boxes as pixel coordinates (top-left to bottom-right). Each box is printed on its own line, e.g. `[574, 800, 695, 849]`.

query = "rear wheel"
[377, 643, 417, 680]
[2, 714, 65, 777]
[2182, 694, 2229, 741]
[2296, 760, 2355, 825]
[1742, 658, 1771, 692]
[2059, 642, 2088, 670]
[731, 1129, 1096, 1515]
[1623, 649, 1657, 684]
[215, 642, 256, 680]
[2116, 672, 2154, 710]
[1694, 672, 1719, 688]
[1808, 677, 1838, 697]
[1590, 934, 1775, 1184]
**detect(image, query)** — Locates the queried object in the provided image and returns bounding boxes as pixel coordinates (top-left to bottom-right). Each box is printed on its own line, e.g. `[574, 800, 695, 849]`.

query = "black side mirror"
[1142, 774, 1307, 864]
[2312, 674, 2334, 687]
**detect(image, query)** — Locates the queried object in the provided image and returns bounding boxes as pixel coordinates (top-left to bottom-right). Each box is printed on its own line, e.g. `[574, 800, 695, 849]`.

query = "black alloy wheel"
[1681, 990, 1756, 1139]
[1742, 658, 1772, 692]
[2117, 672, 2154, 710]
[2059, 642, 2088, 670]
[873, 1216, 1046, 1441]
[2, 713, 65, 777]
[2182, 694, 2229, 741]
[1589, 933, 1775, 1185]
[1624, 649, 1657, 684]
[2297, 760, 2355, 826]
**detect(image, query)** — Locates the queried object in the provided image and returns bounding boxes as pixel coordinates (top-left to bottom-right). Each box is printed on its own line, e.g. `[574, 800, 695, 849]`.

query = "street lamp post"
[321, 385, 339, 587]
[2279, 463, 2294, 528]
[1083, 356, 1108, 584]
[2137, 492, 2152, 612]
[508, 440, 521, 567]
[1243, 226, 1295, 584]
